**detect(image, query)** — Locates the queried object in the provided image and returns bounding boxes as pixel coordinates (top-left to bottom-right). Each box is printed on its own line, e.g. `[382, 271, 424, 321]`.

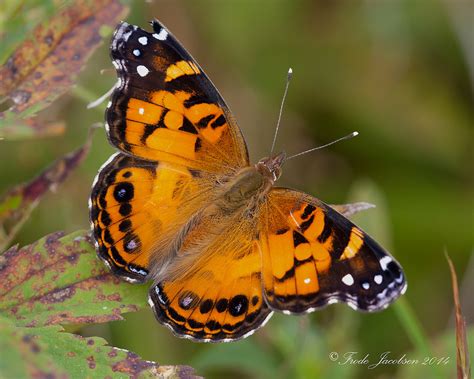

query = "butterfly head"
[256, 151, 286, 183]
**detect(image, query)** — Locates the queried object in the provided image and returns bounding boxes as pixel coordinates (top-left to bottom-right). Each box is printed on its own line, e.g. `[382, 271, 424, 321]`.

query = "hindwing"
[258, 188, 407, 313]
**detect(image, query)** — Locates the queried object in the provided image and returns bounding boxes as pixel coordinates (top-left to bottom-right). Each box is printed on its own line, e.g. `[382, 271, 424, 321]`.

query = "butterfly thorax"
[216, 152, 286, 214]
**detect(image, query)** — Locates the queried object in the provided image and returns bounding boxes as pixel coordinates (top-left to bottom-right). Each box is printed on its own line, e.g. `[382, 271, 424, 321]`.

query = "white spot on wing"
[126, 239, 137, 250]
[379, 256, 392, 270]
[347, 302, 358, 310]
[153, 28, 168, 40]
[181, 296, 193, 307]
[138, 36, 148, 45]
[138, 107, 144, 115]
[362, 282, 370, 290]
[401, 283, 408, 294]
[304, 278, 311, 284]
[374, 274, 383, 285]
[111, 22, 134, 50]
[133, 49, 141, 57]
[137, 65, 149, 77]
[342, 273, 354, 286]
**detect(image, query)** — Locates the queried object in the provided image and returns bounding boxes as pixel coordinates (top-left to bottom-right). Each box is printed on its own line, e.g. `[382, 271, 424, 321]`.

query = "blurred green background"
[1, 0, 473, 378]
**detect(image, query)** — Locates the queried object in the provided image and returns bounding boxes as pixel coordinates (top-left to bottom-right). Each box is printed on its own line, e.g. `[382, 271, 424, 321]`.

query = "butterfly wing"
[91, 20, 251, 283]
[148, 217, 272, 342]
[258, 188, 406, 313]
[107, 20, 249, 172]
[89, 153, 217, 282]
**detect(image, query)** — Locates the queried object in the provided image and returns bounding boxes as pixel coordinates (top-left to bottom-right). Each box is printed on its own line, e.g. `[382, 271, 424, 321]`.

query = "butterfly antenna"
[285, 131, 359, 161]
[270, 68, 293, 156]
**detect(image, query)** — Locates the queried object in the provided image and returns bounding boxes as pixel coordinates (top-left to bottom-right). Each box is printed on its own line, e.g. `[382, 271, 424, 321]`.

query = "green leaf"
[0, 315, 197, 378]
[0, 230, 148, 327]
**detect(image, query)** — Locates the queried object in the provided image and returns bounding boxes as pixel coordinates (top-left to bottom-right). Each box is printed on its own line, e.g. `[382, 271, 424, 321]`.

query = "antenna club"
[286, 131, 359, 161]
[287, 67, 293, 79]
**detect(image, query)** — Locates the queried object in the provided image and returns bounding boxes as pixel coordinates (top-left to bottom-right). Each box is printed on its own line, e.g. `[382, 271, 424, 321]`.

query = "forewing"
[258, 188, 406, 313]
[106, 20, 249, 172]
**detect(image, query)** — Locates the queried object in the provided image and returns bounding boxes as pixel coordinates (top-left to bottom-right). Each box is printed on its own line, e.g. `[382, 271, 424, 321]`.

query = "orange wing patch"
[341, 227, 364, 260]
[113, 90, 236, 170]
[117, 91, 227, 166]
[165, 60, 201, 82]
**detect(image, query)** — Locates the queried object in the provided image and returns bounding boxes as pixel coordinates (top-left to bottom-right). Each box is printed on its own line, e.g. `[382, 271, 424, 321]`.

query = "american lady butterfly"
[89, 20, 407, 342]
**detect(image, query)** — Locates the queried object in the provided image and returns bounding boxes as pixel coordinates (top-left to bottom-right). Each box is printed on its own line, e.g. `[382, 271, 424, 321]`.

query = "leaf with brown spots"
[0, 130, 93, 252]
[0, 0, 128, 139]
[0, 230, 149, 327]
[0, 316, 198, 378]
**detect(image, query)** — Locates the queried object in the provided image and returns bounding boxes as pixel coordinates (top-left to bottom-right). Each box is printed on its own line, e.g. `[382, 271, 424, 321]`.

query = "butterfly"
[89, 19, 407, 342]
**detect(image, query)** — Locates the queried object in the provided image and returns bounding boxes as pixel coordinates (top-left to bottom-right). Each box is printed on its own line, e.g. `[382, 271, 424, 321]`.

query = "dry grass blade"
[446, 253, 471, 379]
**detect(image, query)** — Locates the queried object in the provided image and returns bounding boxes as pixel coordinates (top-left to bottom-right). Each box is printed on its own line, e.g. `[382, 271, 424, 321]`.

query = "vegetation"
[0, 1, 471, 378]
